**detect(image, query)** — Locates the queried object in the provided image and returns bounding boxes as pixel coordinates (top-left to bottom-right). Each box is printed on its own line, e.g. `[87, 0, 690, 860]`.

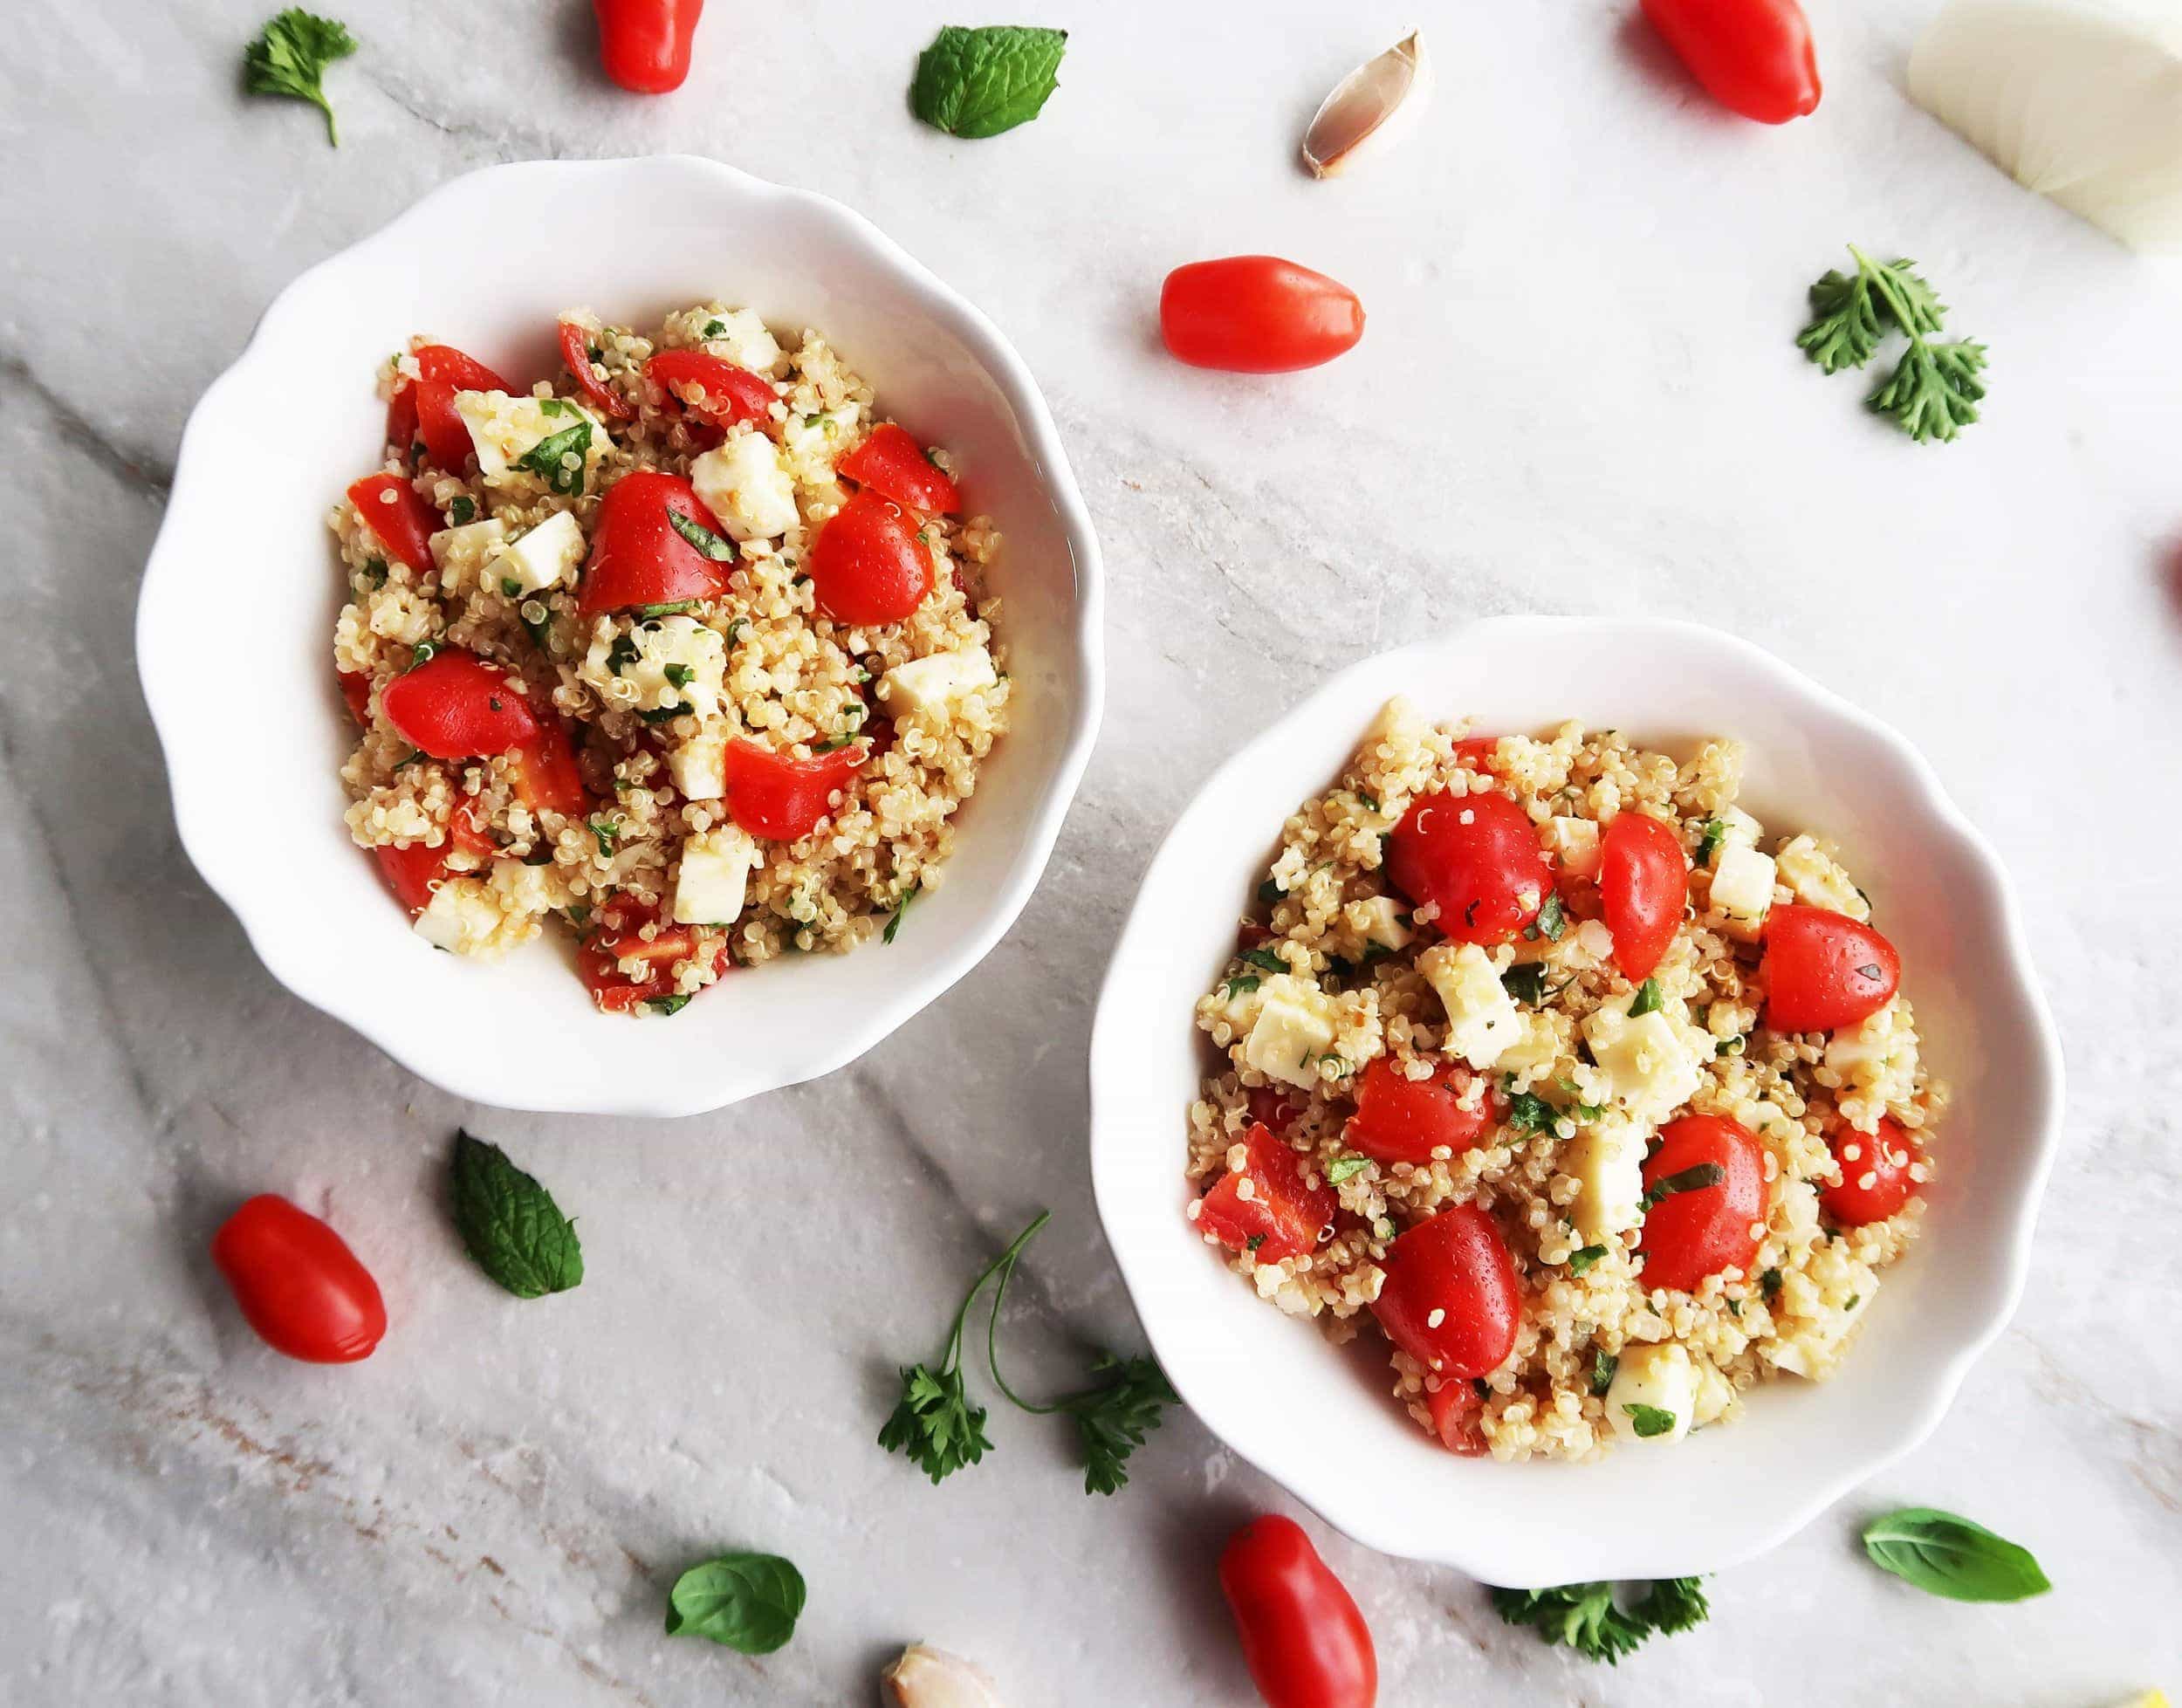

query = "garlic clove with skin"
[882, 1643, 1006, 1708]
[1302, 31, 1434, 178]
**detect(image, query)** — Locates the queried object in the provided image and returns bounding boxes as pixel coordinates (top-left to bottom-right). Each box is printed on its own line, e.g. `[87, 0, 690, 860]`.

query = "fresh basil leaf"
[589, 818, 617, 856]
[910, 25, 1068, 140]
[1629, 977, 1664, 1018]
[638, 600, 697, 618]
[1527, 892, 1567, 943]
[1623, 1403, 1677, 1438]
[1697, 820, 1729, 865]
[1641, 1162, 1726, 1211]
[1222, 974, 1261, 1001]
[1568, 1245, 1607, 1276]
[449, 1130, 583, 1299]
[662, 662, 695, 689]
[664, 1552, 806, 1653]
[408, 640, 437, 671]
[668, 508, 738, 563]
[359, 555, 388, 588]
[1760, 1266, 1783, 1300]
[448, 496, 477, 525]
[1590, 1350, 1617, 1396]
[1240, 947, 1286, 977]
[647, 993, 691, 1017]
[1324, 1155, 1370, 1184]
[516, 420, 594, 496]
[1256, 879, 1282, 905]
[1861, 1508, 2050, 1602]
[884, 883, 920, 944]
[1245, 1233, 1266, 1253]
[1504, 963, 1552, 1006]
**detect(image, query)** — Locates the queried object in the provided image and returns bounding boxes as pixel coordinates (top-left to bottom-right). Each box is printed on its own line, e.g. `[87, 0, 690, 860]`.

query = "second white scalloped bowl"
[138, 157, 1102, 1116]
[1090, 618, 2061, 1586]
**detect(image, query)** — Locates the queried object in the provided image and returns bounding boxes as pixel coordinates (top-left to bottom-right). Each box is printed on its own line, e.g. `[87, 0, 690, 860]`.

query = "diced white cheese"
[1562, 1112, 1648, 1245]
[673, 825, 759, 926]
[454, 391, 603, 483]
[1709, 842, 1777, 936]
[690, 429, 799, 542]
[493, 509, 586, 594]
[413, 876, 508, 957]
[429, 518, 507, 591]
[488, 858, 566, 917]
[1349, 895, 1413, 952]
[876, 648, 998, 721]
[1774, 834, 1870, 919]
[1544, 816, 1601, 879]
[1712, 805, 1763, 854]
[1419, 943, 1524, 1071]
[1495, 1010, 1562, 1080]
[666, 722, 730, 801]
[1581, 995, 1702, 1125]
[1765, 1272, 1877, 1378]
[780, 404, 861, 474]
[588, 614, 729, 721]
[1607, 1341, 1697, 1444]
[1691, 1360, 1736, 1427]
[1241, 973, 1339, 1089]
[699, 306, 786, 376]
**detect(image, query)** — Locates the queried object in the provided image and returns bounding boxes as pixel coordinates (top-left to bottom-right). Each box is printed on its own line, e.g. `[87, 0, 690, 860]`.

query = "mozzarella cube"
[1709, 842, 1777, 936]
[584, 614, 729, 721]
[1544, 816, 1602, 879]
[454, 391, 602, 483]
[489, 858, 567, 917]
[1712, 805, 1763, 854]
[1563, 1113, 1648, 1245]
[1241, 973, 1338, 1089]
[1774, 834, 1870, 919]
[673, 826, 759, 926]
[1349, 895, 1412, 952]
[413, 876, 509, 957]
[1495, 1011, 1562, 1080]
[877, 648, 998, 721]
[1607, 1341, 1697, 1444]
[698, 306, 785, 377]
[1582, 996, 1702, 1124]
[690, 430, 799, 542]
[429, 518, 507, 591]
[781, 404, 862, 474]
[1764, 1272, 1877, 1378]
[1420, 943, 1524, 1071]
[666, 723, 729, 802]
[494, 510, 586, 594]
[1691, 1360, 1736, 1427]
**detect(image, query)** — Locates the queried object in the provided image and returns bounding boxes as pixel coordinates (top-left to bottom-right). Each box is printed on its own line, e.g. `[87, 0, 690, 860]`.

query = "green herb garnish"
[1798, 246, 1987, 443]
[1696, 820, 1729, 865]
[637, 600, 697, 619]
[883, 884, 920, 944]
[1861, 1508, 2050, 1602]
[448, 1130, 583, 1299]
[606, 634, 640, 676]
[1628, 978, 1663, 1017]
[1505, 1093, 1560, 1135]
[1623, 1403, 1677, 1438]
[646, 993, 691, 1017]
[1256, 879, 1282, 906]
[1324, 1155, 1371, 1184]
[1240, 947, 1286, 977]
[1568, 1245, 1607, 1277]
[1590, 1349, 1618, 1395]
[1761, 1267, 1783, 1301]
[1489, 1576, 1708, 1665]
[588, 818, 617, 857]
[1526, 892, 1567, 943]
[638, 703, 692, 724]
[449, 496, 477, 525]
[910, 25, 1068, 139]
[243, 9, 356, 146]
[668, 508, 738, 563]
[1222, 974, 1261, 1001]
[662, 662, 695, 689]
[664, 1552, 805, 1653]
[1504, 963, 1554, 1007]
[1640, 1163, 1726, 1211]
[516, 420, 594, 496]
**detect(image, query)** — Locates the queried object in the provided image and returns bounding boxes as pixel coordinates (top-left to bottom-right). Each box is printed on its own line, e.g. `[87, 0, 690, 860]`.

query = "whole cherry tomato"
[1371, 1203, 1520, 1380]
[1197, 1123, 1335, 1264]
[1218, 1515, 1377, 1708]
[1599, 811, 1687, 981]
[211, 1195, 387, 1363]
[381, 650, 542, 759]
[1819, 1116, 1924, 1226]
[1343, 1057, 1492, 1166]
[1162, 257, 1366, 374]
[593, 0, 704, 94]
[1385, 788, 1550, 944]
[578, 471, 736, 614]
[720, 738, 868, 842]
[1760, 904, 1900, 1032]
[1641, 0, 1821, 124]
[559, 319, 636, 422]
[807, 490, 934, 625]
[838, 422, 962, 514]
[1636, 1114, 1768, 1293]
[346, 473, 443, 574]
[646, 348, 777, 432]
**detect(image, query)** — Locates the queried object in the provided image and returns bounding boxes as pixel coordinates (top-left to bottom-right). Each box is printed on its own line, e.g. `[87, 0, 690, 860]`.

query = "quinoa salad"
[1186, 699, 1940, 1462]
[332, 303, 1007, 1013]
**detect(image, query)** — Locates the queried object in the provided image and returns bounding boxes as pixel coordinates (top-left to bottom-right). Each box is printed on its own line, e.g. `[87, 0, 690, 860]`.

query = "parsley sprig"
[244, 10, 357, 147]
[1491, 1576, 1709, 1664]
[878, 1211, 1179, 1496]
[1798, 245, 1987, 443]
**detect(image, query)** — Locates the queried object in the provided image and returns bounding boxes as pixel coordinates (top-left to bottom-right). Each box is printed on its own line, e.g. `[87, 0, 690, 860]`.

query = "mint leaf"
[664, 1552, 806, 1653]
[449, 1130, 583, 1299]
[911, 25, 1068, 139]
[243, 9, 357, 147]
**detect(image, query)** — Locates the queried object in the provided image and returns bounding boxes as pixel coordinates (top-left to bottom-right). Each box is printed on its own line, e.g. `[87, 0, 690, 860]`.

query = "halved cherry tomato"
[1371, 1202, 1520, 1380]
[577, 895, 727, 1012]
[385, 345, 507, 468]
[381, 650, 542, 759]
[807, 490, 934, 626]
[384, 385, 420, 463]
[593, 0, 703, 94]
[346, 473, 443, 574]
[373, 839, 450, 917]
[1161, 257, 1366, 374]
[448, 795, 498, 861]
[1636, 1114, 1768, 1293]
[1385, 788, 1550, 945]
[1820, 1116, 1923, 1226]
[1343, 1057, 1492, 1167]
[1218, 1514, 1377, 1708]
[1197, 1123, 1335, 1264]
[509, 718, 587, 818]
[559, 319, 636, 422]
[1427, 1378, 1491, 1458]
[1246, 1084, 1300, 1138]
[338, 669, 373, 726]
[1453, 735, 1501, 773]
[413, 381, 473, 471]
[1641, 0, 1822, 126]
[838, 422, 961, 514]
[210, 1195, 387, 1363]
[1600, 811, 1687, 981]
[578, 471, 736, 614]
[721, 738, 866, 842]
[1761, 904, 1900, 1033]
[416, 345, 510, 394]
[645, 348, 777, 432]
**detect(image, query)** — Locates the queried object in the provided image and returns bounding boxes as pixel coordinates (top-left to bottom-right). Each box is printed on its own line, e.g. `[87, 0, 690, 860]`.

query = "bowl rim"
[1088, 614, 2064, 1580]
[135, 154, 1106, 1118]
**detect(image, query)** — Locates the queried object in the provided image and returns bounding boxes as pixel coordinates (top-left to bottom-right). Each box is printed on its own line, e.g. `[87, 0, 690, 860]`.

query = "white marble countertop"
[3, 0, 2179, 1702]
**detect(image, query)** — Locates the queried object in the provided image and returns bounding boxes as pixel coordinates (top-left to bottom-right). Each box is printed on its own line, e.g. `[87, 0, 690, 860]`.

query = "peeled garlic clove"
[882, 1643, 1005, 1708]
[1302, 31, 1433, 178]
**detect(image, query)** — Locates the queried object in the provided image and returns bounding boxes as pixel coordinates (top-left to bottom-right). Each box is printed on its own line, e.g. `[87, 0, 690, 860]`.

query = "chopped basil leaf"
[515, 420, 594, 497]
[1568, 1245, 1607, 1276]
[668, 508, 738, 563]
[1504, 963, 1552, 1006]
[1505, 1092, 1559, 1135]
[1245, 1233, 1266, 1253]
[1324, 1155, 1370, 1184]
[360, 555, 388, 588]
[662, 662, 695, 689]
[1716, 1035, 1746, 1057]
[638, 600, 697, 618]
[646, 994, 691, 1017]
[1240, 947, 1286, 977]
[703, 319, 725, 337]
[607, 634, 640, 675]
[1624, 1403, 1677, 1438]
[1761, 1267, 1783, 1300]
[1629, 977, 1664, 1017]
[1697, 820, 1729, 864]
[499, 576, 521, 597]
[1526, 892, 1567, 943]
[638, 703, 692, 725]
[883, 885, 920, 944]
[1640, 1162, 1726, 1211]
[1222, 975, 1260, 1001]
[448, 495, 477, 525]
[407, 640, 437, 671]
[393, 748, 427, 770]
[521, 609, 553, 651]
[588, 818, 617, 856]
[1256, 879, 1282, 906]
[1591, 1350, 1617, 1396]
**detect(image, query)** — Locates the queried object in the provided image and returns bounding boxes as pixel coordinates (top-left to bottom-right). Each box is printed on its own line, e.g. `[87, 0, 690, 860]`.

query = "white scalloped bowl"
[1091, 618, 2061, 1586]
[138, 156, 1102, 1117]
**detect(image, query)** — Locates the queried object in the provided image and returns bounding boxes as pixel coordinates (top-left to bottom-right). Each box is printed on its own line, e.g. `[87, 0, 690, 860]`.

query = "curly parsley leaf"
[448, 1130, 583, 1299]
[1866, 337, 1988, 444]
[1800, 245, 1985, 443]
[664, 1552, 806, 1653]
[243, 9, 357, 147]
[1490, 1576, 1710, 1664]
[1062, 1354, 1181, 1497]
[877, 1360, 993, 1485]
[911, 25, 1068, 139]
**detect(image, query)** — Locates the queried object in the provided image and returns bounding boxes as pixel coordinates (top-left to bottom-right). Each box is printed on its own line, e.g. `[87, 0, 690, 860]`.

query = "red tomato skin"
[1372, 1203, 1520, 1379]
[1218, 1515, 1378, 1708]
[1343, 1057, 1492, 1166]
[578, 471, 736, 614]
[1385, 788, 1550, 945]
[1197, 1124, 1336, 1264]
[415, 345, 510, 393]
[210, 1196, 387, 1363]
[381, 651, 542, 759]
[837, 422, 962, 514]
[338, 669, 373, 726]
[577, 895, 727, 1011]
[1427, 1378, 1492, 1457]
[510, 723, 588, 818]
[1641, 0, 1821, 123]
[385, 346, 506, 467]
[373, 839, 449, 917]
[645, 348, 777, 431]
[720, 739, 867, 841]
[1820, 1116, 1922, 1226]
[1600, 811, 1688, 981]
[807, 490, 935, 625]
[1161, 257, 1366, 374]
[1636, 1115, 1768, 1293]
[412, 381, 472, 472]
[1761, 904, 1900, 1032]
[593, 0, 703, 93]
[384, 385, 420, 463]
[1245, 1084, 1300, 1138]
[346, 473, 442, 574]
[1453, 735, 1501, 773]
[559, 320, 636, 422]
